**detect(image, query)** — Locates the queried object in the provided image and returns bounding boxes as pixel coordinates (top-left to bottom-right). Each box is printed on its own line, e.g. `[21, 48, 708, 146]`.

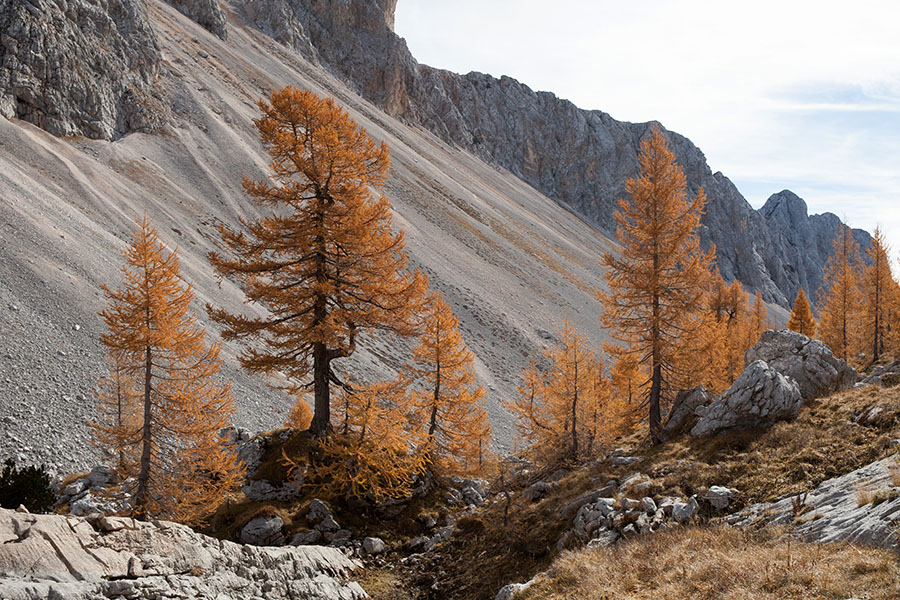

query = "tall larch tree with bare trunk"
[598, 127, 714, 444]
[208, 87, 426, 436]
[816, 225, 864, 361]
[98, 219, 243, 523]
[861, 227, 895, 363]
[90, 355, 141, 475]
[749, 290, 769, 346]
[409, 290, 492, 476]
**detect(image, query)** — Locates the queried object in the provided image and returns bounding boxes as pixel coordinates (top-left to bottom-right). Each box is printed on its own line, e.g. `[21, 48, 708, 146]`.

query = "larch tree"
[89, 355, 141, 475]
[409, 290, 492, 476]
[701, 276, 752, 393]
[505, 320, 610, 462]
[284, 396, 313, 430]
[98, 219, 243, 523]
[787, 288, 817, 338]
[816, 225, 864, 361]
[208, 87, 426, 436]
[598, 127, 715, 444]
[861, 227, 894, 363]
[749, 290, 769, 346]
[291, 378, 429, 501]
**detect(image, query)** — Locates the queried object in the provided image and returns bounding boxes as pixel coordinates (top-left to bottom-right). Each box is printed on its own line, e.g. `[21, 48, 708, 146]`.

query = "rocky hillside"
[0, 0, 616, 471]
[235, 0, 871, 306]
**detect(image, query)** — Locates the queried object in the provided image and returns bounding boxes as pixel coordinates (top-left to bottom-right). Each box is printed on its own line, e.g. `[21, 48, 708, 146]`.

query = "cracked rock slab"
[0, 508, 367, 599]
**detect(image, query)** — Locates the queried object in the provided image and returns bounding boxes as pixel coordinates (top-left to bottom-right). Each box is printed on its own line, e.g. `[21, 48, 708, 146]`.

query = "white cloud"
[395, 0, 900, 254]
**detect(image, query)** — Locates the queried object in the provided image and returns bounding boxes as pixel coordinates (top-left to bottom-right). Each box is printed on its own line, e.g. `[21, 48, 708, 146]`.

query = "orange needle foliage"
[698, 275, 755, 393]
[97, 218, 243, 523]
[208, 87, 426, 435]
[290, 378, 429, 501]
[90, 355, 141, 475]
[410, 290, 492, 476]
[749, 290, 770, 346]
[598, 127, 715, 443]
[816, 225, 864, 361]
[284, 396, 314, 430]
[505, 320, 615, 463]
[787, 288, 817, 338]
[861, 227, 897, 363]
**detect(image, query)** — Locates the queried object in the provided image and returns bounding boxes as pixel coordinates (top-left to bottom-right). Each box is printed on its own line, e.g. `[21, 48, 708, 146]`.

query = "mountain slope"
[240, 0, 870, 306]
[0, 0, 613, 470]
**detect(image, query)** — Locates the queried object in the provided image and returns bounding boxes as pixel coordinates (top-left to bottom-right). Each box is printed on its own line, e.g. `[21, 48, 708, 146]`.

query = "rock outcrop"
[166, 0, 227, 38]
[0, 0, 167, 139]
[235, 0, 869, 307]
[691, 360, 802, 437]
[729, 455, 900, 549]
[746, 330, 857, 400]
[0, 507, 367, 599]
[663, 385, 711, 436]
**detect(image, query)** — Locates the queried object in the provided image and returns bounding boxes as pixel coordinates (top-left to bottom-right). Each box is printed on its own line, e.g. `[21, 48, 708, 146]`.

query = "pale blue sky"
[395, 0, 900, 253]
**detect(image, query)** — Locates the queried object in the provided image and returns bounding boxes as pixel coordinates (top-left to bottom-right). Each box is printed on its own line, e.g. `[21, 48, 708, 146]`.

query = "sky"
[394, 0, 900, 252]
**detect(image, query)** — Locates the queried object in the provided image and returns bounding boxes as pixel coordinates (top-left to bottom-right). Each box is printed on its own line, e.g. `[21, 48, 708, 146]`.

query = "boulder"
[522, 481, 553, 502]
[745, 330, 857, 400]
[362, 536, 385, 555]
[691, 360, 802, 437]
[559, 482, 617, 520]
[641, 497, 657, 514]
[0, 508, 365, 599]
[705, 486, 735, 510]
[240, 515, 285, 546]
[672, 497, 699, 523]
[664, 386, 711, 435]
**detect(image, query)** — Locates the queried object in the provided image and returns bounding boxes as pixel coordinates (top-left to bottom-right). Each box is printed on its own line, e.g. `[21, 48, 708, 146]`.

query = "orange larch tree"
[749, 290, 770, 346]
[290, 377, 428, 501]
[89, 355, 141, 475]
[787, 288, 817, 338]
[208, 87, 426, 435]
[409, 290, 492, 476]
[816, 225, 864, 361]
[598, 127, 715, 444]
[700, 275, 752, 393]
[98, 218, 243, 523]
[284, 395, 314, 430]
[606, 347, 645, 433]
[505, 320, 610, 462]
[861, 226, 895, 363]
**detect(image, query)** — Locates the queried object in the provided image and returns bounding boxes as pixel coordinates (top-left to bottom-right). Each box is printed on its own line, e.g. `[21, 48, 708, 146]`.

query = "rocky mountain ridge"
[235, 0, 871, 306]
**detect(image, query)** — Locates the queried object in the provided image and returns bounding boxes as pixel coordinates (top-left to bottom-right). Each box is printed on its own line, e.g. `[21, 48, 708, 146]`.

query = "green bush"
[0, 459, 55, 513]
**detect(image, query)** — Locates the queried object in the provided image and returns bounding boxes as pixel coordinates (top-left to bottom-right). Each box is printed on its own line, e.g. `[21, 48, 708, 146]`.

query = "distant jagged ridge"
[237, 0, 871, 306]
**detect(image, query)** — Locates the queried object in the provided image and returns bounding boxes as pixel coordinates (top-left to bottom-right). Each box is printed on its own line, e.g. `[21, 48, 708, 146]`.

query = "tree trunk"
[134, 346, 153, 520]
[310, 341, 331, 435]
[649, 362, 663, 444]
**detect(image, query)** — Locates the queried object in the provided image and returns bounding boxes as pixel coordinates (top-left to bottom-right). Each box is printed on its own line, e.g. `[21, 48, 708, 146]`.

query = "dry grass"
[614, 385, 900, 506]
[517, 525, 900, 600]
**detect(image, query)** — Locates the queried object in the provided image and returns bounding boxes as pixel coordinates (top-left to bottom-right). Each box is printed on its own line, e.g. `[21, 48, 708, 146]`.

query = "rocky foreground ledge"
[0, 508, 367, 600]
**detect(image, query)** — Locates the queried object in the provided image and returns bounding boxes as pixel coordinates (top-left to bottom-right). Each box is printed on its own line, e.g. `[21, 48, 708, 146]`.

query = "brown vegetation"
[517, 526, 900, 600]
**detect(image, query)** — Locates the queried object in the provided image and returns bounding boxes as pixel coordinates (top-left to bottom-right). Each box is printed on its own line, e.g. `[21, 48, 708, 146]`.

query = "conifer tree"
[98, 219, 243, 523]
[700, 276, 752, 393]
[293, 378, 428, 501]
[749, 290, 769, 345]
[284, 396, 314, 430]
[607, 348, 644, 432]
[410, 290, 492, 476]
[89, 355, 141, 474]
[208, 87, 426, 435]
[505, 320, 610, 461]
[817, 226, 863, 361]
[862, 227, 894, 363]
[788, 288, 817, 338]
[598, 127, 715, 443]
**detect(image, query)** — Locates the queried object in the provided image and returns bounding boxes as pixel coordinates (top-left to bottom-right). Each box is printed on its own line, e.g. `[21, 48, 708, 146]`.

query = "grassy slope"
[373, 384, 900, 600]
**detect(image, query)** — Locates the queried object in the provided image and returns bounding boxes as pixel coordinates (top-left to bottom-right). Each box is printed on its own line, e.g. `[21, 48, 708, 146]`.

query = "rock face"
[729, 455, 900, 549]
[746, 330, 857, 400]
[236, 0, 869, 306]
[664, 385, 711, 435]
[0, 508, 367, 599]
[691, 360, 802, 437]
[0, 0, 167, 140]
[166, 0, 227, 38]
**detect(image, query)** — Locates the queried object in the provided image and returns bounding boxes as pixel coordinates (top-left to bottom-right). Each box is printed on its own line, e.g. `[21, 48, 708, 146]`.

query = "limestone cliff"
[238, 0, 869, 306]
